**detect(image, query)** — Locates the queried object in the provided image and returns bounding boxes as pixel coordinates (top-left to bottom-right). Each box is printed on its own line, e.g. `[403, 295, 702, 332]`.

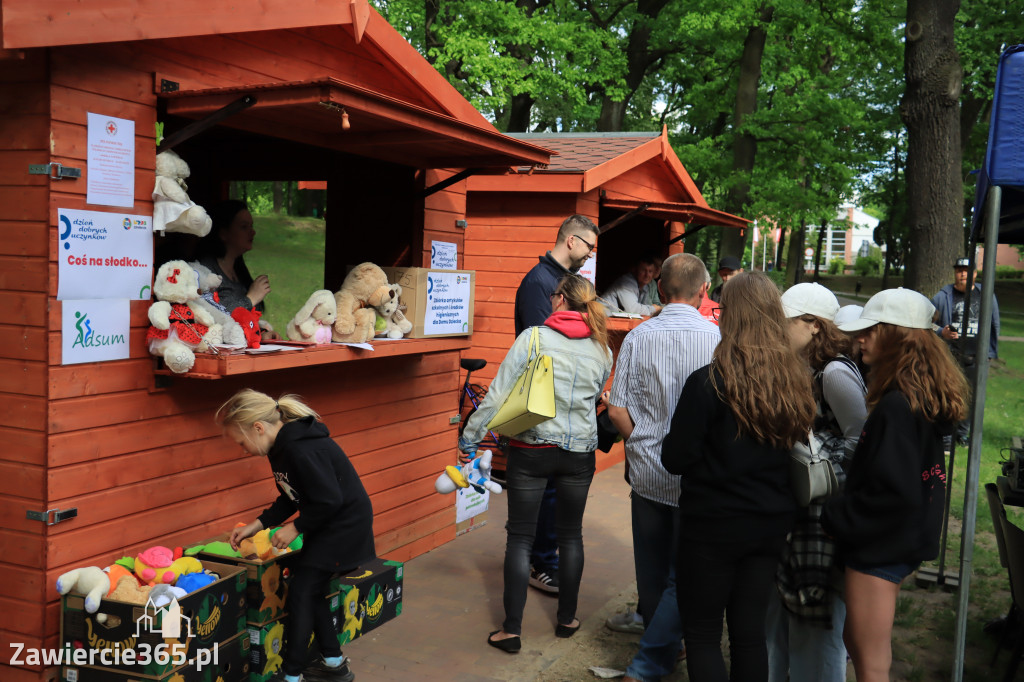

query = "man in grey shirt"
[601, 255, 662, 316]
[607, 254, 721, 682]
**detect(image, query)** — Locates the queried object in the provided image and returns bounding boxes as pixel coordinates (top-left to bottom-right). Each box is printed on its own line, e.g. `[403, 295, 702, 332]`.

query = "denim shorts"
[845, 560, 920, 584]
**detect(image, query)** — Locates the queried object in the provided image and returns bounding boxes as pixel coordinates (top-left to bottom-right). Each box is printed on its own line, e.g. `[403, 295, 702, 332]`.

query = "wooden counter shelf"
[155, 336, 472, 379]
[607, 316, 647, 334]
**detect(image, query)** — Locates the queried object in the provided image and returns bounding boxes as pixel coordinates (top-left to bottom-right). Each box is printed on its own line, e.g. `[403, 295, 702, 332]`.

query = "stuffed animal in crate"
[56, 566, 111, 613]
[188, 261, 248, 346]
[333, 263, 393, 344]
[152, 150, 212, 236]
[434, 450, 503, 495]
[375, 283, 413, 339]
[146, 261, 216, 374]
[287, 290, 337, 344]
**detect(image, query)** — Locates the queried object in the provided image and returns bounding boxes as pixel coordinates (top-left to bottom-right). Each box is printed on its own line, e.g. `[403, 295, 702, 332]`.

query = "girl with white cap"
[822, 288, 968, 682]
[768, 283, 868, 682]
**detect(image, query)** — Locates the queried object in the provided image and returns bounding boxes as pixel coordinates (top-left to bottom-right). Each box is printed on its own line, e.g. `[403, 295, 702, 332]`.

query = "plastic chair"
[996, 505, 1024, 681]
[987, 483, 1016, 665]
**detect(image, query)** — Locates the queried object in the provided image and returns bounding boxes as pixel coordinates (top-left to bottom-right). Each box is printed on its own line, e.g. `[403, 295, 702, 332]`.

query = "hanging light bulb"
[341, 108, 351, 131]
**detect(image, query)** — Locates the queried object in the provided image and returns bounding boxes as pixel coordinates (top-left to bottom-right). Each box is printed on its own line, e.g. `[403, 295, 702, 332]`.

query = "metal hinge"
[28, 162, 82, 180]
[26, 507, 78, 525]
[449, 414, 461, 425]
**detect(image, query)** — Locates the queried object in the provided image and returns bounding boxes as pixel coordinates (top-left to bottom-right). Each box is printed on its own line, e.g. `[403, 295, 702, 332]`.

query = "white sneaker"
[528, 568, 559, 593]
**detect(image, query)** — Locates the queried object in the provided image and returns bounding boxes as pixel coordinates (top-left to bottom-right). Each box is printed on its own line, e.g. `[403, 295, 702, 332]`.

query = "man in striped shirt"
[607, 253, 720, 682]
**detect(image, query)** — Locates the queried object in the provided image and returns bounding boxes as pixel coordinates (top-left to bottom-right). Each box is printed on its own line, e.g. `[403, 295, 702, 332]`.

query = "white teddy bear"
[287, 290, 337, 344]
[146, 260, 216, 373]
[188, 261, 248, 347]
[376, 283, 413, 339]
[153, 150, 212, 236]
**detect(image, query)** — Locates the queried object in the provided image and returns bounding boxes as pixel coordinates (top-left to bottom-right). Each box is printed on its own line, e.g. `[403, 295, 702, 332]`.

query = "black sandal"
[555, 620, 581, 638]
[487, 630, 521, 653]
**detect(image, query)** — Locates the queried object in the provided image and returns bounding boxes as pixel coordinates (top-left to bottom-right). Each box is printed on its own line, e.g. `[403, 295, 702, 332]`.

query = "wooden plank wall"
[602, 161, 683, 204]
[0, 27, 475, 679]
[0, 50, 54, 680]
[421, 169, 466, 268]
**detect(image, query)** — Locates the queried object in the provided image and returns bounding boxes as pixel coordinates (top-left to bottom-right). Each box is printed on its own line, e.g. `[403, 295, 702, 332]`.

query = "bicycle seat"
[461, 358, 487, 372]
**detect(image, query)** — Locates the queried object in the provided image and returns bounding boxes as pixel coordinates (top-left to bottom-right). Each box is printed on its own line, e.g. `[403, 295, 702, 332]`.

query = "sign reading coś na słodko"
[423, 271, 471, 335]
[57, 208, 153, 300]
[62, 299, 130, 365]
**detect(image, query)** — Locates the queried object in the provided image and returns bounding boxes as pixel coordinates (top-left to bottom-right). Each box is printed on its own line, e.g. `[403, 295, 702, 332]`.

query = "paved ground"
[344, 462, 642, 682]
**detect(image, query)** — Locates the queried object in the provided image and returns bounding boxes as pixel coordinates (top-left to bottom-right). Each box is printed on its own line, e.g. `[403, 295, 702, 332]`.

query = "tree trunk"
[785, 219, 806, 287]
[506, 93, 535, 133]
[776, 227, 786, 271]
[272, 181, 284, 214]
[901, 0, 963, 297]
[813, 219, 826, 281]
[721, 4, 775, 262]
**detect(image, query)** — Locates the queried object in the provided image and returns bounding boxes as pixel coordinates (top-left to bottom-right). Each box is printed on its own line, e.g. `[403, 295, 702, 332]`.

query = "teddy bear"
[375, 283, 413, 339]
[188, 261, 248, 346]
[434, 450, 503, 495]
[287, 290, 337, 344]
[332, 263, 393, 344]
[56, 566, 110, 613]
[146, 261, 216, 373]
[153, 150, 212, 236]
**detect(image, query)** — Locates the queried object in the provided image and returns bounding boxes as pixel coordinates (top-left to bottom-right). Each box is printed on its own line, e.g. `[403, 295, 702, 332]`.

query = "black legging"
[282, 565, 342, 676]
[501, 445, 595, 635]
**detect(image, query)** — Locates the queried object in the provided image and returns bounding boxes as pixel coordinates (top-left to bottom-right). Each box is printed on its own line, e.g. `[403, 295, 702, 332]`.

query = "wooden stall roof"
[465, 128, 747, 227]
[163, 78, 552, 169]
[0, 0, 498, 132]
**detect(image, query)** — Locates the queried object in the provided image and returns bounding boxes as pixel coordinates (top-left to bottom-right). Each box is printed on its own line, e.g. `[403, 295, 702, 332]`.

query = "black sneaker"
[529, 567, 559, 593]
[302, 656, 355, 682]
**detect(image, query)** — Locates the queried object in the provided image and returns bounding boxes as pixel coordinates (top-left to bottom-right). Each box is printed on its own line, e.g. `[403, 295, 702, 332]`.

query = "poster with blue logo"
[61, 299, 130, 365]
[429, 240, 457, 269]
[57, 208, 153, 300]
[423, 271, 471, 335]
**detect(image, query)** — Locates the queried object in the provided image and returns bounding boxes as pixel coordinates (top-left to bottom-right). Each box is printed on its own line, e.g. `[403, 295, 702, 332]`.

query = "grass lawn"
[243, 214, 326, 337]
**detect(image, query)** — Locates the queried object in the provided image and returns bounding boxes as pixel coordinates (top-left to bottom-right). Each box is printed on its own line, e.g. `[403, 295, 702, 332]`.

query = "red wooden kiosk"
[462, 131, 747, 470]
[0, 3, 551, 679]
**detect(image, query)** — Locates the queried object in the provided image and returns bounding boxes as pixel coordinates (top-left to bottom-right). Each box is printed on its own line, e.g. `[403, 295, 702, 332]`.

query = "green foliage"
[828, 257, 846, 275]
[854, 254, 881, 276]
[995, 265, 1024, 280]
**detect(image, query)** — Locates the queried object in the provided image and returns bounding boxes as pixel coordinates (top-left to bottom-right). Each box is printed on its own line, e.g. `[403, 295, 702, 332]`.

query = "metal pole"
[952, 184, 1001, 680]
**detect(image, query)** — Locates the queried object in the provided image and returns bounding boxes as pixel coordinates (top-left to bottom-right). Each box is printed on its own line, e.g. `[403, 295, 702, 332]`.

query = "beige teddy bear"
[376, 283, 413, 339]
[153, 150, 212, 236]
[146, 260, 217, 373]
[333, 263, 393, 343]
[288, 290, 337, 344]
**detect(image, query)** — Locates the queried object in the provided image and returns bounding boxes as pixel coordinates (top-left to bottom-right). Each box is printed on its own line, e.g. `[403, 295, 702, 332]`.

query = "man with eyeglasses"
[513, 213, 600, 594]
[601, 254, 662, 316]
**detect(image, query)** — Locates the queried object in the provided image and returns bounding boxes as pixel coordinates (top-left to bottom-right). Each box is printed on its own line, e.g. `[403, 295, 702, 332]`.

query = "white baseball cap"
[781, 283, 840, 320]
[836, 288, 935, 331]
[833, 305, 864, 328]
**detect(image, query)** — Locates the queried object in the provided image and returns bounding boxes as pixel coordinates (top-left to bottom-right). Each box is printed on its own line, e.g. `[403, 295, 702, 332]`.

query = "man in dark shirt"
[513, 214, 599, 593]
[932, 257, 1000, 443]
[708, 255, 743, 303]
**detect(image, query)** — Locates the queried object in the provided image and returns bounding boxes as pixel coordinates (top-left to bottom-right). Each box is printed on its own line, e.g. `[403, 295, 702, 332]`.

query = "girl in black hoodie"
[823, 289, 968, 682]
[219, 389, 375, 682]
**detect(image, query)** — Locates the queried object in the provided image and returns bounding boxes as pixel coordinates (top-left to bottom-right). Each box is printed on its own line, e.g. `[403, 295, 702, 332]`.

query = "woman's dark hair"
[804, 317, 852, 371]
[196, 199, 255, 290]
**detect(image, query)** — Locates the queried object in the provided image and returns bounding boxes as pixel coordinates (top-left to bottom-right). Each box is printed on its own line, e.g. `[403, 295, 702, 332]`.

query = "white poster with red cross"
[87, 112, 135, 207]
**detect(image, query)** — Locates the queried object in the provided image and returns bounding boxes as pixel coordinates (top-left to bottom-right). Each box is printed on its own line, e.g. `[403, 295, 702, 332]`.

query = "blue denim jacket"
[460, 326, 613, 453]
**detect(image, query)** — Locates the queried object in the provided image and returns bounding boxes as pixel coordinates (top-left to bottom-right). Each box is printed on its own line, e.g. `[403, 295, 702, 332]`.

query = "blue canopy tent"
[953, 43, 1024, 681]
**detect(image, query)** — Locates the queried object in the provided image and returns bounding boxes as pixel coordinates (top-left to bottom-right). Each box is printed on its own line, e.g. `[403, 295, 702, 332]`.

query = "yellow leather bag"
[486, 326, 557, 436]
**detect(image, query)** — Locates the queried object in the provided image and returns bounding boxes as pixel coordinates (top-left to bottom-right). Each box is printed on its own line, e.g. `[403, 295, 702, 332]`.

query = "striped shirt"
[609, 304, 720, 506]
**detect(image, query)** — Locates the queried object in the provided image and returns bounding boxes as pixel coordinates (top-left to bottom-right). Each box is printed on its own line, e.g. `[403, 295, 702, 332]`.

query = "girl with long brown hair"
[460, 274, 612, 652]
[823, 288, 968, 682]
[662, 271, 815, 681]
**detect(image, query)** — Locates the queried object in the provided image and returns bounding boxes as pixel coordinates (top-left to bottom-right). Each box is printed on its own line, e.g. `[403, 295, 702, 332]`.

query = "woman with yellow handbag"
[460, 274, 612, 653]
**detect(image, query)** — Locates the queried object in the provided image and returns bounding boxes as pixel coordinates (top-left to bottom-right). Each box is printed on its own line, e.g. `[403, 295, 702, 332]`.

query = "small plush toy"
[374, 283, 411, 339]
[287, 290, 337, 344]
[153, 150, 212, 236]
[104, 564, 135, 597]
[232, 307, 262, 348]
[147, 261, 216, 373]
[109, 574, 153, 604]
[135, 545, 177, 585]
[177, 571, 218, 594]
[188, 261, 247, 346]
[149, 584, 187, 607]
[56, 566, 110, 613]
[333, 263, 393, 344]
[434, 450, 503, 495]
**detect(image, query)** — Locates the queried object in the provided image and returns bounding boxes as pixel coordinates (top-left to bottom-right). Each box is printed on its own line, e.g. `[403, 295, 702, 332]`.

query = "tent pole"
[952, 184, 1001, 680]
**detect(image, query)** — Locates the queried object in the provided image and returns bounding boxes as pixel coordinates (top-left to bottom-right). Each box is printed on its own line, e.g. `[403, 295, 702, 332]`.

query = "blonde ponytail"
[554, 275, 608, 350]
[216, 389, 319, 430]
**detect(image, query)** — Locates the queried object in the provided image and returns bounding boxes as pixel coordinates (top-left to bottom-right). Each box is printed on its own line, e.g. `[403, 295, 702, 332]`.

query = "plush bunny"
[153, 150, 212, 236]
[287, 290, 337, 344]
[56, 566, 110, 613]
[146, 261, 216, 373]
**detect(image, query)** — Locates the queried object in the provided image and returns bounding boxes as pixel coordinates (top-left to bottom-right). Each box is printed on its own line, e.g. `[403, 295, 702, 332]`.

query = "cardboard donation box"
[60, 630, 250, 682]
[246, 593, 341, 682]
[383, 267, 475, 338]
[59, 560, 247, 678]
[191, 534, 299, 625]
[326, 558, 404, 645]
